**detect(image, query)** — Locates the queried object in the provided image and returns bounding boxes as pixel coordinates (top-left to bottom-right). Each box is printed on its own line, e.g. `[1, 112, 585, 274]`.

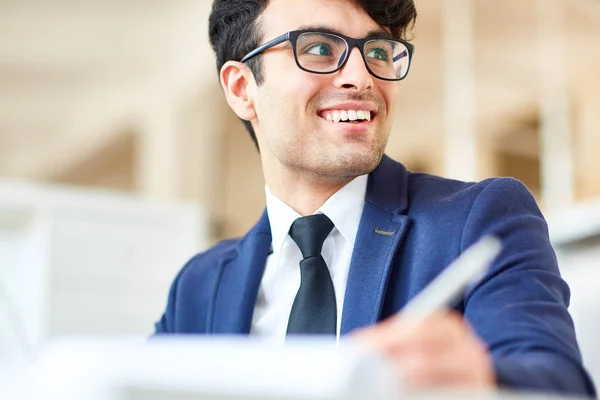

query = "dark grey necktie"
[286, 214, 337, 336]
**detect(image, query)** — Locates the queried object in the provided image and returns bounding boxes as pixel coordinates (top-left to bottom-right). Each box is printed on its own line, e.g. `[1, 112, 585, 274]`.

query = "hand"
[353, 311, 495, 390]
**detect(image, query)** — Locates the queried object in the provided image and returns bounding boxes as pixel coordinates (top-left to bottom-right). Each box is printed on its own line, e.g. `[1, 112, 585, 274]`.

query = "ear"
[220, 61, 257, 121]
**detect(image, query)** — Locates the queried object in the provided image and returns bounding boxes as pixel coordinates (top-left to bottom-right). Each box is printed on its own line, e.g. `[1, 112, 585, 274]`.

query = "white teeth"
[323, 109, 373, 123]
[333, 110, 341, 122]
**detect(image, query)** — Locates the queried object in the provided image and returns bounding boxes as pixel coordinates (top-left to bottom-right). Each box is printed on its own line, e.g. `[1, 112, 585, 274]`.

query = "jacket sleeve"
[461, 178, 596, 397]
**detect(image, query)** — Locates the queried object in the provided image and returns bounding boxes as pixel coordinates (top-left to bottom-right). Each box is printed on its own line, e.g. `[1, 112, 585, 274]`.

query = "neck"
[266, 169, 354, 216]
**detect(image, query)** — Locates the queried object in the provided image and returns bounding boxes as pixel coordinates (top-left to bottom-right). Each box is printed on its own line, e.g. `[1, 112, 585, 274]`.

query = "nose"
[332, 46, 374, 91]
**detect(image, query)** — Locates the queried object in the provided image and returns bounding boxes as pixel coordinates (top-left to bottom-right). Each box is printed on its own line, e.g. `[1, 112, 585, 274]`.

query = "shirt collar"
[265, 185, 301, 256]
[318, 174, 367, 246]
[265, 174, 368, 255]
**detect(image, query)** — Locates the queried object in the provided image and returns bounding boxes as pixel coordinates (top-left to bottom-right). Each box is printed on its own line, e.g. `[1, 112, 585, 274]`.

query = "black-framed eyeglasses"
[240, 29, 415, 81]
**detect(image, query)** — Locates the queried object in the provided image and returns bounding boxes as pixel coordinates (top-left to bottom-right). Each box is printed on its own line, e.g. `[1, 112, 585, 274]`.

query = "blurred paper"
[8, 336, 400, 400]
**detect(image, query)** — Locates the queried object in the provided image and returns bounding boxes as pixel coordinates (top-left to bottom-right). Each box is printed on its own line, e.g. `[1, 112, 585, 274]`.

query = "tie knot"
[288, 214, 334, 258]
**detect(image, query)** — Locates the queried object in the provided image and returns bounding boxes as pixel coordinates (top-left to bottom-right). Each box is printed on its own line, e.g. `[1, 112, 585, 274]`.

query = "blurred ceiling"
[0, 0, 598, 181]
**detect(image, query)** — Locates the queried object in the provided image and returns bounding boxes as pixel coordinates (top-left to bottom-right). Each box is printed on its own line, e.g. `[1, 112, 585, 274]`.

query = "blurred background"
[0, 0, 599, 385]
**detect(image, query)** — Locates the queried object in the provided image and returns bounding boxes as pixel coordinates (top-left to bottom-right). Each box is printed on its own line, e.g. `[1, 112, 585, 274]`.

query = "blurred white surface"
[2, 337, 400, 400]
[0, 337, 581, 400]
[0, 181, 205, 369]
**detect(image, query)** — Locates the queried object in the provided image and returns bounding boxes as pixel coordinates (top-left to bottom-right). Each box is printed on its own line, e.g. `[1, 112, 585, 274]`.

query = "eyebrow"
[365, 29, 396, 41]
[296, 25, 396, 41]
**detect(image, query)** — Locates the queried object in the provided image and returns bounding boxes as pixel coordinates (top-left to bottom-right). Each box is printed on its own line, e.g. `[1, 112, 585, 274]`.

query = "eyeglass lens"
[295, 32, 410, 80]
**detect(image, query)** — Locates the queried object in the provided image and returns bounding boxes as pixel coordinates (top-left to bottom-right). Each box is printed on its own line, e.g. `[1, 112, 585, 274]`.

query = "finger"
[390, 343, 493, 389]
[388, 332, 494, 388]
[356, 312, 467, 354]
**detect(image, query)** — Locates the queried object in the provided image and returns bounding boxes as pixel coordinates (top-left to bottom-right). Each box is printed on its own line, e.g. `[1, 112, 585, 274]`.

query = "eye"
[305, 43, 333, 56]
[366, 48, 389, 61]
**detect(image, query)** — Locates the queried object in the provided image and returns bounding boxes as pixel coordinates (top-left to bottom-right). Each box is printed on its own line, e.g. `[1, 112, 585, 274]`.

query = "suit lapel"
[341, 206, 409, 334]
[211, 211, 271, 334]
[341, 155, 411, 334]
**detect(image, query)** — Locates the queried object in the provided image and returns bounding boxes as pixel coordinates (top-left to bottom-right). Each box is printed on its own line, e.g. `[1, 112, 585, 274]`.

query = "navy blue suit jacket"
[155, 155, 595, 397]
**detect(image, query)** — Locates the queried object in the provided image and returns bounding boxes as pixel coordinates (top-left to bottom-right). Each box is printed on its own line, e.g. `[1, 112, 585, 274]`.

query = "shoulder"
[175, 238, 240, 285]
[406, 172, 537, 215]
[402, 172, 544, 251]
[406, 174, 550, 257]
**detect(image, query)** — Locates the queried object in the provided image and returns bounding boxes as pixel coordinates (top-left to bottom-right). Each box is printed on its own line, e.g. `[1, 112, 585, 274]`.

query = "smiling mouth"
[318, 109, 376, 124]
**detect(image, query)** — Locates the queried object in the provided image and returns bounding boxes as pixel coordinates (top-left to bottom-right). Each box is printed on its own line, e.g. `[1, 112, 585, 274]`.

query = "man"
[155, 0, 595, 396]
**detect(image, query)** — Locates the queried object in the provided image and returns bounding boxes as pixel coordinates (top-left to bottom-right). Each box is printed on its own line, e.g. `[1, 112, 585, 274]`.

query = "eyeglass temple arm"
[240, 33, 290, 63]
[393, 49, 408, 63]
[393, 40, 414, 62]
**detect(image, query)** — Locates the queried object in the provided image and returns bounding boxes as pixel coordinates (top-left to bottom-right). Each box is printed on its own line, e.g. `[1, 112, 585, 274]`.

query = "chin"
[316, 148, 384, 179]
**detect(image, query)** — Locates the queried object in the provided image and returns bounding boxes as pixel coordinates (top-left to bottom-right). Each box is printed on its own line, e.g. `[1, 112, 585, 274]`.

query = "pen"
[393, 235, 502, 326]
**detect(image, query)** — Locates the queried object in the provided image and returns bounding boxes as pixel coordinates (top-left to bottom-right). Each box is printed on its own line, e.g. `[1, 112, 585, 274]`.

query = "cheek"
[265, 80, 323, 135]
[262, 55, 319, 101]
[255, 78, 321, 147]
[287, 74, 323, 113]
[379, 83, 400, 114]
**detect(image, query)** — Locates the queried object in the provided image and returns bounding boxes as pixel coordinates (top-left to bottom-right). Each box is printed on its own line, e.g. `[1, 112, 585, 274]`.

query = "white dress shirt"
[250, 175, 368, 341]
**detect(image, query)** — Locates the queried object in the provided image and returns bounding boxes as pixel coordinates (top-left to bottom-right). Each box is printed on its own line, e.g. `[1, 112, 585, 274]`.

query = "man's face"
[250, 0, 400, 181]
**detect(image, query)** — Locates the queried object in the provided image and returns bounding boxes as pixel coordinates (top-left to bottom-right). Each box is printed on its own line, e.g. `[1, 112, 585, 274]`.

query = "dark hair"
[208, 0, 417, 149]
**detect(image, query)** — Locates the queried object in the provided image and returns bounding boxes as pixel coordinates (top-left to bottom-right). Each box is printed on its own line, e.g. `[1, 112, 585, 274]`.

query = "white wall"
[0, 181, 206, 369]
[549, 201, 600, 387]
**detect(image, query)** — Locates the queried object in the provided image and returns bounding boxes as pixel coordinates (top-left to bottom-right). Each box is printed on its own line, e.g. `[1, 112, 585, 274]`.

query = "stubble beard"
[274, 122, 390, 183]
